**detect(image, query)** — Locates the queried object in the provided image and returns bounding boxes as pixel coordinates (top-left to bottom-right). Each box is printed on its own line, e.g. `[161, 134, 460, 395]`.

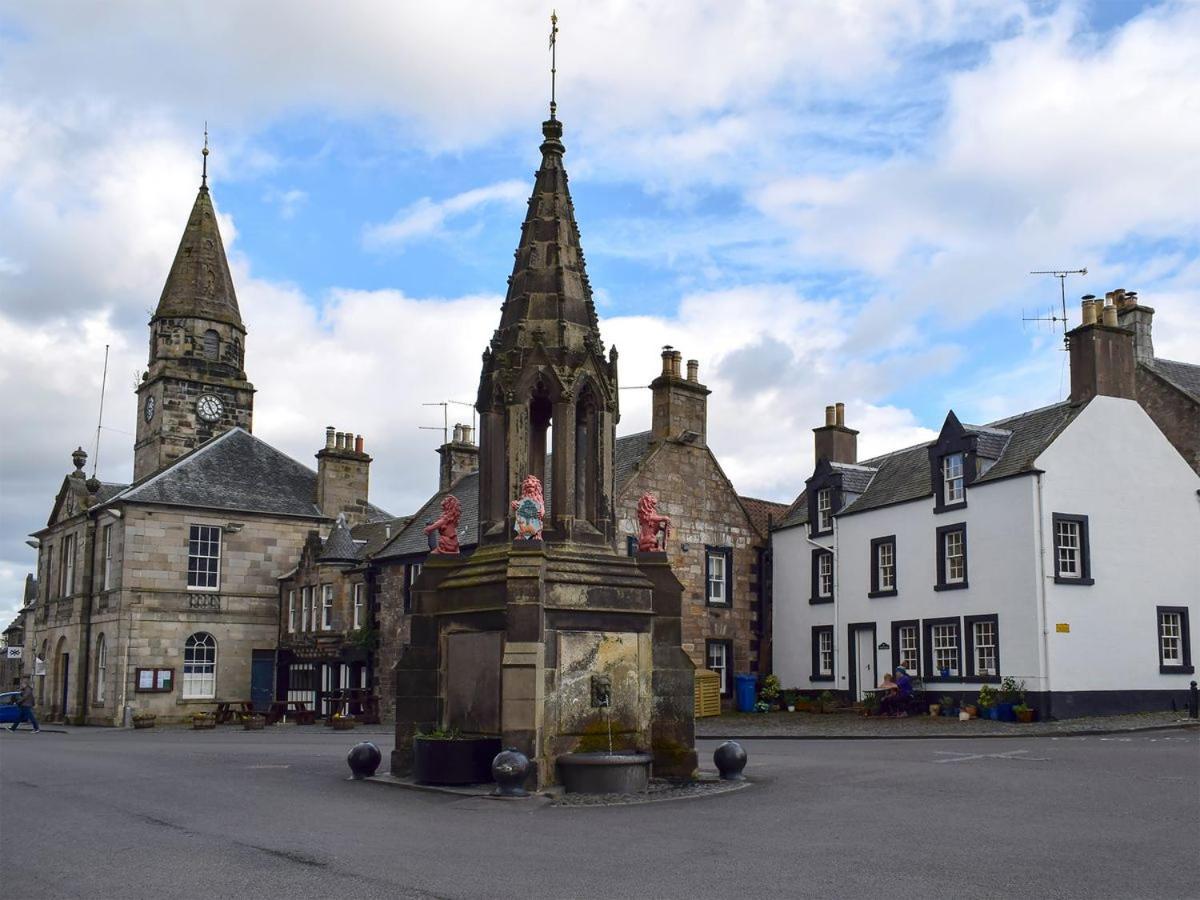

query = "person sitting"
[875, 672, 899, 715]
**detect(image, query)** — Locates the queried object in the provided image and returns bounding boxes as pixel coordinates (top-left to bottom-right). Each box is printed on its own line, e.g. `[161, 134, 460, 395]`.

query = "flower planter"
[1015, 708, 1036, 723]
[191, 713, 216, 730]
[132, 715, 156, 730]
[986, 707, 999, 720]
[412, 736, 502, 785]
[996, 703, 1017, 722]
[331, 717, 356, 731]
[242, 714, 266, 731]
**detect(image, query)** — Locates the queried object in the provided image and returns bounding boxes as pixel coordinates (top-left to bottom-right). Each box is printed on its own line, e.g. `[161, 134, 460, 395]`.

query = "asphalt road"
[1, 725, 1197, 900]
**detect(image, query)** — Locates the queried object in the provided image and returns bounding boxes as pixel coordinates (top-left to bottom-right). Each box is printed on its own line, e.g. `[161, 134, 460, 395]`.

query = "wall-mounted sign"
[34, 656, 46, 676]
[877, 642, 890, 650]
[188, 595, 221, 611]
[5, 646, 22, 659]
[1056, 623, 1070, 633]
[135, 667, 174, 693]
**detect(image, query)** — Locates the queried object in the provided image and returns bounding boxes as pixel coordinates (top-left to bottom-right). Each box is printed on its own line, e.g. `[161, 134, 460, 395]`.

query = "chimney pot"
[464, 424, 474, 444]
[835, 402, 845, 427]
[336, 432, 346, 450]
[825, 405, 836, 426]
[325, 426, 335, 450]
[1081, 300, 1098, 326]
[453, 423, 463, 443]
[671, 350, 682, 378]
[686, 359, 699, 382]
[1101, 304, 1118, 327]
[355, 434, 364, 454]
[661, 346, 674, 377]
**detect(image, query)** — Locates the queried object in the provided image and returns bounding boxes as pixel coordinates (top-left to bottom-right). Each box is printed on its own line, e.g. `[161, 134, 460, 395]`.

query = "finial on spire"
[548, 10, 559, 120]
[201, 122, 210, 190]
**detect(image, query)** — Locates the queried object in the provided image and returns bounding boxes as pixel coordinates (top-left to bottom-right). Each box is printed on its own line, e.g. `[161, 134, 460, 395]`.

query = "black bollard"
[713, 740, 748, 781]
[491, 748, 531, 797]
[1189, 681, 1198, 719]
[347, 741, 382, 780]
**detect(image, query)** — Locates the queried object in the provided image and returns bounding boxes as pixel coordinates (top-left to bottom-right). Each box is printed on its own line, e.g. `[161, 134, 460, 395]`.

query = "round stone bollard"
[713, 740, 748, 781]
[491, 748, 531, 797]
[346, 741, 382, 780]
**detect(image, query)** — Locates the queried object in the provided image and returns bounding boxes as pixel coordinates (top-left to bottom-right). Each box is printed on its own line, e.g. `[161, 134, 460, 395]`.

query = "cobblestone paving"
[696, 709, 1199, 739]
[550, 776, 749, 807]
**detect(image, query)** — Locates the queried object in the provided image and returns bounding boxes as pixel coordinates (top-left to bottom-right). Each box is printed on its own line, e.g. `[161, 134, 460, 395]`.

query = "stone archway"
[52, 635, 68, 721]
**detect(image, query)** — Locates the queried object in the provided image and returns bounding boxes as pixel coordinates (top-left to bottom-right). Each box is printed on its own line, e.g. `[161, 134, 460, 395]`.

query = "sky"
[1, 0, 1198, 625]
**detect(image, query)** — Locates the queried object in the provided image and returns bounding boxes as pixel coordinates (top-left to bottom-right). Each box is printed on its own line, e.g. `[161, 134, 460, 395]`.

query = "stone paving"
[548, 775, 749, 807]
[696, 708, 1199, 739]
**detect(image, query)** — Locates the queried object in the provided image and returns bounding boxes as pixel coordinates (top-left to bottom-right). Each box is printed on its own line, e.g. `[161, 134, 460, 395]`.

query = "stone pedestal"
[391, 543, 696, 789]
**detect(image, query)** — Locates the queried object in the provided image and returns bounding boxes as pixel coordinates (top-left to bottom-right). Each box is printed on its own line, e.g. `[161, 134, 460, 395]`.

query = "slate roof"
[830, 462, 878, 495]
[352, 517, 413, 559]
[775, 401, 1084, 528]
[739, 496, 790, 538]
[1144, 357, 1200, 403]
[963, 424, 1011, 460]
[614, 430, 652, 488]
[318, 515, 360, 564]
[110, 428, 389, 521]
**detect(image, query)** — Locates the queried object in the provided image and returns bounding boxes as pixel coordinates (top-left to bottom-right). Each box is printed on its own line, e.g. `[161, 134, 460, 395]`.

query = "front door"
[250, 651, 274, 712]
[853, 626, 875, 701]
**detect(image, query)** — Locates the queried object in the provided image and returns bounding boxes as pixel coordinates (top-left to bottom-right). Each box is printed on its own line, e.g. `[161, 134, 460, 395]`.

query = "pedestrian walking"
[9, 680, 41, 733]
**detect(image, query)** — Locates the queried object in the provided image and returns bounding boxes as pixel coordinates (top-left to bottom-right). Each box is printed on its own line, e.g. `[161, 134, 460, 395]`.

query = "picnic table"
[266, 700, 315, 726]
[213, 700, 255, 725]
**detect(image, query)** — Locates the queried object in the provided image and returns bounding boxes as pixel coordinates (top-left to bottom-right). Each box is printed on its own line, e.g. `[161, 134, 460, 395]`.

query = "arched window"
[182, 632, 217, 699]
[95, 634, 107, 703]
[203, 329, 219, 360]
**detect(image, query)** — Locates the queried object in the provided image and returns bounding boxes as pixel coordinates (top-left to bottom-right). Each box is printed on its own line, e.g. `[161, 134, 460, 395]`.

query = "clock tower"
[133, 141, 255, 481]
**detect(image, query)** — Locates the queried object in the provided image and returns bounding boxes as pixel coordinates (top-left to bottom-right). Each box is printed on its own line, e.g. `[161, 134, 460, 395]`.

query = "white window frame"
[352, 583, 364, 630]
[102, 524, 113, 591]
[818, 630, 833, 676]
[182, 632, 217, 699]
[321, 584, 334, 631]
[706, 551, 727, 605]
[943, 453, 965, 504]
[706, 641, 729, 696]
[945, 530, 965, 584]
[310, 588, 320, 633]
[816, 488, 832, 532]
[818, 552, 833, 598]
[932, 624, 960, 676]
[187, 524, 221, 591]
[973, 620, 997, 676]
[95, 633, 107, 703]
[1159, 612, 1183, 666]
[877, 541, 895, 591]
[1055, 520, 1081, 579]
[287, 590, 296, 634]
[898, 625, 919, 673]
[60, 533, 75, 597]
[300, 586, 311, 632]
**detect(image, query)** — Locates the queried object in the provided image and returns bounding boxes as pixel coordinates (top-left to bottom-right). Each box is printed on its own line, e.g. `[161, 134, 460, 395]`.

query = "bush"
[976, 684, 997, 710]
[759, 674, 781, 703]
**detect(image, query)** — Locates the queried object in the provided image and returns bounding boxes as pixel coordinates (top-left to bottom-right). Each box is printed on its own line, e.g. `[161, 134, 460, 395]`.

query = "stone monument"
[391, 109, 697, 789]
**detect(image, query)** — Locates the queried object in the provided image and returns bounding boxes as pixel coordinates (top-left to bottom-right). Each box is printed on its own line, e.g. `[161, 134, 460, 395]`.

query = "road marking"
[933, 749, 1050, 764]
[246, 764, 291, 769]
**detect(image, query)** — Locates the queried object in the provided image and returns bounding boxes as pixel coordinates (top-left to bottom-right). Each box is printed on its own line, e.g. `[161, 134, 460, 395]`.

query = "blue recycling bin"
[734, 674, 757, 713]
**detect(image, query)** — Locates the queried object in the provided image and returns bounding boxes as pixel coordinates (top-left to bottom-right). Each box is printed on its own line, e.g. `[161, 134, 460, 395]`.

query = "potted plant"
[928, 701, 941, 717]
[997, 676, 1025, 722]
[191, 711, 216, 730]
[976, 684, 998, 720]
[242, 713, 266, 731]
[818, 690, 837, 714]
[412, 728, 502, 785]
[131, 711, 156, 729]
[780, 689, 798, 712]
[331, 713, 356, 731]
[940, 695, 957, 717]
[1013, 703, 1036, 723]
[759, 674, 781, 710]
[858, 692, 880, 718]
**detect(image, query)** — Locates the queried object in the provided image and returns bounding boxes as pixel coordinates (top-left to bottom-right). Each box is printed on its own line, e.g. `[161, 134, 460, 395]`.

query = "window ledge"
[809, 596, 834, 605]
[924, 675, 964, 683]
[705, 601, 730, 610]
[867, 590, 898, 599]
[810, 675, 835, 683]
[809, 528, 833, 539]
[1054, 576, 1095, 586]
[934, 582, 968, 592]
[934, 501, 967, 514]
[1159, 665, 1195, 675]
[965, 675, 1001, 684]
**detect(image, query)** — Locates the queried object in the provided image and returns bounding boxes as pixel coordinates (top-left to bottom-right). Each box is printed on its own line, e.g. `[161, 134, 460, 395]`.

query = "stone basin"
[557, 752, 653, 794]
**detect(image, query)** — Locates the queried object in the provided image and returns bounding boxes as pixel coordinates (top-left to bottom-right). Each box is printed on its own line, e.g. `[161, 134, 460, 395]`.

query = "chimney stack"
[1113, 287, 1155, 365]
[1068, 292, 1137, 406]
[438, 422, 480, 491]
[651, 347, 710, 446]
[813, 402, 858, 465]
[316, 425, 372, 525]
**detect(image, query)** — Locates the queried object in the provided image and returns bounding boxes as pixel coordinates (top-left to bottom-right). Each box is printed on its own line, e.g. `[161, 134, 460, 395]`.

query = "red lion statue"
[637, 492, 670, 552]
[424, 494, 462, 554]
[511, 474, 545, 541]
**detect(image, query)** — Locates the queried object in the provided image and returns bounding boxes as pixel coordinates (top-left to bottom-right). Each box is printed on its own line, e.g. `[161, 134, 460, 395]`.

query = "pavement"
[2, 723, 1197, 899]
[696, 708, 1200, 739]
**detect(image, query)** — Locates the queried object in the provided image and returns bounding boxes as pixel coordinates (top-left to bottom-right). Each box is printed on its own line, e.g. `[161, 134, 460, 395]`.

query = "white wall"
[1035, 397, 1200, 692]
[771, 522, 832, 688]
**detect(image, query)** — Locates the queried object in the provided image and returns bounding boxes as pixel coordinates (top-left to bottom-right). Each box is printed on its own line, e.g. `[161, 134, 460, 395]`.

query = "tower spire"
[548, 10, 558, 121]
[201, 123, 209, 191]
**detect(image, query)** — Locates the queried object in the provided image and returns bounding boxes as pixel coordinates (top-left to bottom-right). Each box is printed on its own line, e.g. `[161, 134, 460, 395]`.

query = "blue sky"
[1, 0, 1198, 622]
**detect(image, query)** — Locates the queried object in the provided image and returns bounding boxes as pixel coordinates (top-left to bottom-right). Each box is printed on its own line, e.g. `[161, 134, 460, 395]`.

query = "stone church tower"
[133, 150, 254, 481]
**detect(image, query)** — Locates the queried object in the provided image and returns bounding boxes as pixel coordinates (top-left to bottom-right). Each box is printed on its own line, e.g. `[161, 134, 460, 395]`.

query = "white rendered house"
[772, 296, 1199, 717]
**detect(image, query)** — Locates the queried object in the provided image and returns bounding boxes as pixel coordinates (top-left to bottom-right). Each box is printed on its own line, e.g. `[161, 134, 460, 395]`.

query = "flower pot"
[1016, 708, 1036, 723]
[242, 714, 266, 731]
[191, 713, 216, 730]
[332, 717, 356, 731]
[787, 706, 795, 713]
[413, 736, 502, 785]
[963, 705, 978, 718]
[132, 715, 156, 730]
[986, 707, 999, 720]
[929, 704, 941, 717]
[997, 703, 1017, 722]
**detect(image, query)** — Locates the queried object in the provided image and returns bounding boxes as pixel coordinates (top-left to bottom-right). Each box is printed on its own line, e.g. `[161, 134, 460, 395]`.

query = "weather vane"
[548, 10, 559, 120]
[1024, 267, 1088, 350]
[201, 122, 209, 189]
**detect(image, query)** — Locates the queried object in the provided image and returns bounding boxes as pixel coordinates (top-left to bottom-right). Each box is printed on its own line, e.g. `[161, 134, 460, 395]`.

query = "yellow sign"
[1056, 623, 1070, 633]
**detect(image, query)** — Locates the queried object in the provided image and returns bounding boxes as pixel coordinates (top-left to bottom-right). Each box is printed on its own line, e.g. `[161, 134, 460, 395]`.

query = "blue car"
[0, 691, 21, 725]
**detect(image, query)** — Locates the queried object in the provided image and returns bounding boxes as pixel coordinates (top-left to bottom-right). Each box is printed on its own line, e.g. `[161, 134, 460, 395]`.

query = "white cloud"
[264, 187, 308, 220]
[363, 180, 528, 249]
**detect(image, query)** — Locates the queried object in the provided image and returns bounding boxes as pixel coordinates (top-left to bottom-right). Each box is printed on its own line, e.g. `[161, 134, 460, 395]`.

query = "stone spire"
[152, 140, 242, 329]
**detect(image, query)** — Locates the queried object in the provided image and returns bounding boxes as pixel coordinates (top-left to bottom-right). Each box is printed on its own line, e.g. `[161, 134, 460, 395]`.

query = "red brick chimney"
[1068, 293, 1137, 406]
[316, 426, 372, 525]
[651, 346, 710, 447]
[813, 402, 858, 464]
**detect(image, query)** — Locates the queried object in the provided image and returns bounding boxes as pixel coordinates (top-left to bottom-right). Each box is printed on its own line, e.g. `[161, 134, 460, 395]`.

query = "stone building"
[1, 576, 36, 688]
[21, 163, 388, 725]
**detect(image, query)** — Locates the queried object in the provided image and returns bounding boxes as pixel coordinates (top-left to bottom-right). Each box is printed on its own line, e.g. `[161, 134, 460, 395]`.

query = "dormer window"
[816, 488, 832, 532]
[943, 453, 965, 504]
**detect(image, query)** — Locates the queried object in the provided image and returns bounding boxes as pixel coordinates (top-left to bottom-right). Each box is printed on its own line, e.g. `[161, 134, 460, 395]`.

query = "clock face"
[196, 394, 224, 423]
[143, 395, 156, 422]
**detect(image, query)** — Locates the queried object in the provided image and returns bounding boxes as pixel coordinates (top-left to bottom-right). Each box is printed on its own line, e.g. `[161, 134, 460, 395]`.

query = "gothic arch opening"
[575, 385, 599, 525]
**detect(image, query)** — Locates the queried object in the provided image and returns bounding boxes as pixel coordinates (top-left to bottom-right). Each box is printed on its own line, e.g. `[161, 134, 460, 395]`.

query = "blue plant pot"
[997, 703, 1016, 722]
[987, 708, 1000, 720]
